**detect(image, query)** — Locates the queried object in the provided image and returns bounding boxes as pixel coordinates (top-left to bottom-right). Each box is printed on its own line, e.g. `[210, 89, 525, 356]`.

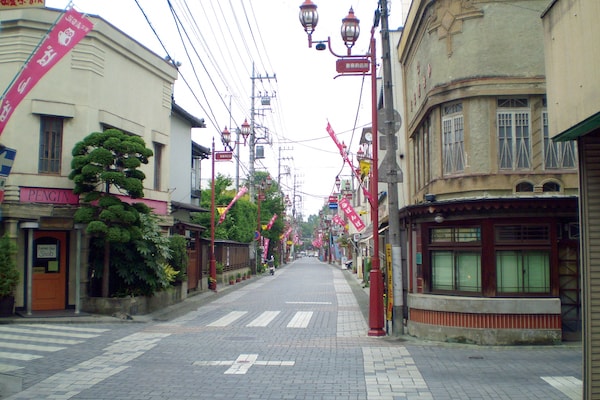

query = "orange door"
[32, 232, 67, 310]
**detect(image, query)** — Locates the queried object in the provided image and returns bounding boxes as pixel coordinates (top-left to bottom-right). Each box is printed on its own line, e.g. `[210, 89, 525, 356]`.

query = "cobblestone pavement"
[0, 258, 582, 399]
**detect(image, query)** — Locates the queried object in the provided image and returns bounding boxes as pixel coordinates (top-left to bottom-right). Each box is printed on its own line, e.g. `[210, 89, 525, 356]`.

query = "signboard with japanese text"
[0, 0, 45, 9]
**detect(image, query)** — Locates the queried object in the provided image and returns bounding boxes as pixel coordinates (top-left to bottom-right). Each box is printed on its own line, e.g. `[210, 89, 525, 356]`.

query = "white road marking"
[207, 311, 247, 327]
[193, 353, 295, 375]
[287, 311, 313, 328]
[0, 326, 100, 339]
[541, 376, 582, 400]
[246, 311, 280, 327]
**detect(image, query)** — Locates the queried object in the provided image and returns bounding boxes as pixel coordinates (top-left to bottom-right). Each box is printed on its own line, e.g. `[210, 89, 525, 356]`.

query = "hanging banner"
[262, 238, 270, 262]
[333, 214, 346, 226]
[326, 122, 374, 206]
[265, 213, 278, 230]
[339, 197, 366, 232]
[217, 187, 247, 224]
[0, 7, 94, 135]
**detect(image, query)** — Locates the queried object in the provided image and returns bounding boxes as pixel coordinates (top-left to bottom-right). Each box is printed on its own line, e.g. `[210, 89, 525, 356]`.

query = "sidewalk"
[0, 269, 268, 325]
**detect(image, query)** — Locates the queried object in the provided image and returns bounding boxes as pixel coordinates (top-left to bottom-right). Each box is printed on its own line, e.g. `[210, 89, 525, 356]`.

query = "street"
[1, 258, 582, 399]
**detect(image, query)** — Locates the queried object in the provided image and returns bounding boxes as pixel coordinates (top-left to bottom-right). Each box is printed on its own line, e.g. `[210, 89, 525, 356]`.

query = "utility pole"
[249, 62, 276, 202]
[379, 0, 405, 335]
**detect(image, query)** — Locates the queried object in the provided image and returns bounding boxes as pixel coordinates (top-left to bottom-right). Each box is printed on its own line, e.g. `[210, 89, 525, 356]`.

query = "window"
[430, 226, 481, 292]
[496, 250, 550, 293]
[442, 103, 464, 175]
[432, 251, 481, 292]
[153, 142, 163, 191]
[543, 111, 576, 169]
[498, 98, 531, 170]
[495, 224, 551, 293]
[543, 181, 560, 192]
[515, 182, 534, 192]
[39, 116, 63, 174]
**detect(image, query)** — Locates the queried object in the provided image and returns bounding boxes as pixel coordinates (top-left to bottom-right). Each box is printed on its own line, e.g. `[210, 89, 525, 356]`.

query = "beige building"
[0, 7, 177, 314]
[396, 0, 580, 344]
[542, 0, 599, 396]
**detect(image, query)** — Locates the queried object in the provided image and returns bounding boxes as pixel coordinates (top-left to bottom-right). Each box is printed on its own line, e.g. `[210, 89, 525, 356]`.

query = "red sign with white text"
[0, 8, 93, 135]
[339, 197, 366, 232]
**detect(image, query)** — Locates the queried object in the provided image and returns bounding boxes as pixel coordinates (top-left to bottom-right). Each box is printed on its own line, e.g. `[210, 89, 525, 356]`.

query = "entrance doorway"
[32, 231, 67, 310]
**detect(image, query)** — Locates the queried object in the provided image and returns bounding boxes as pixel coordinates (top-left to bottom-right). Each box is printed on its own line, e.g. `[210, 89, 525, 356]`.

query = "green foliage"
[108, 213, 173, 296]
[168, 235, 188, 282]
[0, 234, 19, 297]
[69, 128, 152, 198]
[69, 128, 153, 297]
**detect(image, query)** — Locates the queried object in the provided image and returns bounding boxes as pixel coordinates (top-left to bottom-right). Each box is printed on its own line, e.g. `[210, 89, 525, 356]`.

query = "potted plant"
[236, 272, 241, 283]
[229, 275, 235, 285]
[0, 234, 19, 317]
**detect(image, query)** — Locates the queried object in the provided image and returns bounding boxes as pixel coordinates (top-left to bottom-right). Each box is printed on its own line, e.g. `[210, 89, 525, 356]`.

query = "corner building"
[397, 0, 580, 344]
[0, 7, 177, 314]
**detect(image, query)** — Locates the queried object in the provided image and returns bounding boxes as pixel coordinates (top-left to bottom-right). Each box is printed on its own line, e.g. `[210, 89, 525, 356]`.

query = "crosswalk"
[0, 324, 109, 373]
[205, 310, 314, 329]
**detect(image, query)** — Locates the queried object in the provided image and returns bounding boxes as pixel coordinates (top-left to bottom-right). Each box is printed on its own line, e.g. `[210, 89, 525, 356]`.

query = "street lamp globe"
[341, 7, 360, 50]
[299, 0, 319, 40]
[221, 127, 231, 146]
[240, 119, 251, 145]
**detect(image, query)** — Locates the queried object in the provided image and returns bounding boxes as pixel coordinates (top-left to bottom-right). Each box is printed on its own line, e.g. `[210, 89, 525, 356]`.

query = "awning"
[554, 111, 600, 142]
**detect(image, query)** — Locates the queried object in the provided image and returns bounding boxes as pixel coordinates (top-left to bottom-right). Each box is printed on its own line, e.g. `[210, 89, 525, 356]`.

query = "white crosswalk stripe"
[0, 324, 108, 374]
[246, 311, 280, 327]
[206, 310, 314, 328]
[287, 311, 313, 328]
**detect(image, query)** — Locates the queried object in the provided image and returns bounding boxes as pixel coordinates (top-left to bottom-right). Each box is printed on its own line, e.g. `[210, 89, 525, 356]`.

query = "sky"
[45, 0, 410, 218]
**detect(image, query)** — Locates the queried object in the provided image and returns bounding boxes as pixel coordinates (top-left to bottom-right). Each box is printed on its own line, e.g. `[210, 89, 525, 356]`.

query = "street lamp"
[210, 121, 249, 291]
[256, 175, 272, 270]
[299, 0, 385, 336]
[221, 119, 251, 191]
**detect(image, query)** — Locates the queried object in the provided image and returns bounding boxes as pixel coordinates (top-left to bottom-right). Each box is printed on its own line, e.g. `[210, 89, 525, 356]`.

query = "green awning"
[554, 111, 600, 142]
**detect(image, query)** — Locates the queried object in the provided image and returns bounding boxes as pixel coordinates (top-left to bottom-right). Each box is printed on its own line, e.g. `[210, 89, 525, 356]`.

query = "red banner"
[218, 186, 248, 224]
[326, 122, 374, 206]
[339, 197, 366, 232]
[0, 8, 94, 135]
[265, 213, 278, 230]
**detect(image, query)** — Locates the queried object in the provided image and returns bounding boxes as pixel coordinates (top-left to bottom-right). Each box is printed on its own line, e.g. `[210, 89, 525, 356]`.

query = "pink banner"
[339, 197, 366, 232]
[0, 8, 94, 135]
[332, 214, 345, 226]
[326, 123, 374, 206]
[265, 213, 278, 230]
[218, 186, 248, 224]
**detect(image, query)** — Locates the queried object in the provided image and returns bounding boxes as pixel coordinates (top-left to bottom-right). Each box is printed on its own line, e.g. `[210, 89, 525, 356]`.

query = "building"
[396, 0, 580, 345]
[542, 0, 599, 394]
[0, 7, 180, 314]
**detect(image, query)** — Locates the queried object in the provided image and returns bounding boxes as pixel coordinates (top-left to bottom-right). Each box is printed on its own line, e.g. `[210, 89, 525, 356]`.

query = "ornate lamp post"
[209, 122, 249, 291]
[299, 0, 385, 336]
[256, 175, 272, 270]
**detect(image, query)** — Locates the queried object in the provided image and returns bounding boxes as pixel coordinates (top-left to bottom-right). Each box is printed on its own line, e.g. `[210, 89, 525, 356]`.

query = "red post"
[209, 138, 217, 291]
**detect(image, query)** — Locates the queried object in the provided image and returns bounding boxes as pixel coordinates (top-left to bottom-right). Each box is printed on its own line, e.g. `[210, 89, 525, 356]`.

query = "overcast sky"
[45, 0, 410, 218]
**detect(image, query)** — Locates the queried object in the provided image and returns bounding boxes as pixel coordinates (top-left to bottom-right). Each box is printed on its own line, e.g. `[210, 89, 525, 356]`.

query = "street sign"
[0, 147, 16, 176]
[214, 151, 233, 161]
[328, 195, 338, 203]
[336, 58, 370, 74]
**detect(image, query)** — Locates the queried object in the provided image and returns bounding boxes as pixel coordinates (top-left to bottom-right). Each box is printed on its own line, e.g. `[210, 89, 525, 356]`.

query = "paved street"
[1, 258, 582, 399]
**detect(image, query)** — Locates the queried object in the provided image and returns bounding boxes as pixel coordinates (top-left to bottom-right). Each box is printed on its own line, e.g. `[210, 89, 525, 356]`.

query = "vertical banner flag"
[0, 8, 94, 135]
[326, 122, 374, 206]
[339, 197, 366, 232]
[265, 213, 278, 230]
[218, 187, 248, 224]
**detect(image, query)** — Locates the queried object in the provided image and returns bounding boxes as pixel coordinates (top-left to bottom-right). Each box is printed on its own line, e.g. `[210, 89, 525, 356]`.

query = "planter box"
[82, 285, 183, 316]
